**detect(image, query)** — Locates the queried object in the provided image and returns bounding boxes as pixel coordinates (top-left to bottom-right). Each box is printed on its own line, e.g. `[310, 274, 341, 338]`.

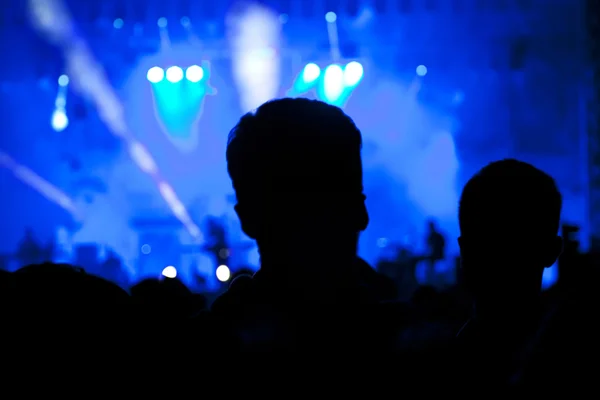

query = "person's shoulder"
[211, 273, 255, 314]
[348, 300, 413, 334]
[228, 273, 254, 293]
[367, 300, 414, 323]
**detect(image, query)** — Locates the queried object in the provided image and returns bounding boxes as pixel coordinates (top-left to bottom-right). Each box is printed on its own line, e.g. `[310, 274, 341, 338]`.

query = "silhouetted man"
[211, 98, 392, 351]
[456, 159, 562, 387]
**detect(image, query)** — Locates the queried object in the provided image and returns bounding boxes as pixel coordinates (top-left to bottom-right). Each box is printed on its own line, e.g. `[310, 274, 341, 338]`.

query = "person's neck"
[474, 296, 541, 326]
[257, 239, 360, 289]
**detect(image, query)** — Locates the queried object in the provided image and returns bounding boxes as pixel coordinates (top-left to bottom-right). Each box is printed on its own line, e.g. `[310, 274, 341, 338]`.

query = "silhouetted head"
[12, 263, 131, 331]
[458, 159, 562, 308]
[427, 219, 436, 233]
[10, 263, 132, 359]
[226, 98, 368, 257]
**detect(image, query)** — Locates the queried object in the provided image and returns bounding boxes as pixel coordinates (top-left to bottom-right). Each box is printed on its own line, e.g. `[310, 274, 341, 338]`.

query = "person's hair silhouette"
[226, 98, 368, 292]
[458, 159, 562, 315]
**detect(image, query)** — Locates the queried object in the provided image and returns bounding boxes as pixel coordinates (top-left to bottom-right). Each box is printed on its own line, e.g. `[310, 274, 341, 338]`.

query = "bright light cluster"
[147, 65, 205, 83]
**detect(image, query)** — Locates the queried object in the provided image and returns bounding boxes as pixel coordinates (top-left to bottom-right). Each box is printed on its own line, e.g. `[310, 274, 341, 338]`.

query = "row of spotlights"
[303, 61, 364, 87]
[302, 62, 426, 82]
[112, 12, 338, 30]
[147, 65, 204, 83]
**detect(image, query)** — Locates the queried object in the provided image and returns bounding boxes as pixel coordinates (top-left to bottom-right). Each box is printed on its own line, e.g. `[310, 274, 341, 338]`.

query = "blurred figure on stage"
[204, 216, 230, 268]
[377, 245, 421, 301]
[53, 226, 74, 264]
[425, 219, 446, 285]
[395, 247, 421, 301]
[102, 250, 129, 288]
[16, 228, 44, 267]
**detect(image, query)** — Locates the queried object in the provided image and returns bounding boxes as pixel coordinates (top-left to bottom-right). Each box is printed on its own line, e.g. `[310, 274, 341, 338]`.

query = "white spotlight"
[216, 265, 231, 282]
[227, 3, 281, 112]
[58, 74, 69, 87]
[51, 109, 68, 132]
[185, 65, 204, 82]
[323, 64, 344, 102]
[162, 265, 177, 278]
[343, 61, 364, 86]
[147, 67, 164, 83]
[303, 63, 321, 82]
[165, 66, 183, 83]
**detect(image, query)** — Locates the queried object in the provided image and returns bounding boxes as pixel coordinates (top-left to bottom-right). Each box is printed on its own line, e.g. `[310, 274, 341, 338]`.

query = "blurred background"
[0, 0, 596, 296]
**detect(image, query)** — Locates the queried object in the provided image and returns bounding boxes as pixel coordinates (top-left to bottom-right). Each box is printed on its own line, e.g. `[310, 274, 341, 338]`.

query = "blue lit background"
[0, 0, 589, 290]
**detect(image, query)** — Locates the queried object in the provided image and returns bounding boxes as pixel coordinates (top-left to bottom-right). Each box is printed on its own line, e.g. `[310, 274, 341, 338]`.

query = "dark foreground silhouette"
[2, 99, 597, 392]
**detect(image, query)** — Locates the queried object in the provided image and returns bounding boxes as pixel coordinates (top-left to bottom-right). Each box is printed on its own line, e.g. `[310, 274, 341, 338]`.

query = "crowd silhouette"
[2, 98, 596, 390]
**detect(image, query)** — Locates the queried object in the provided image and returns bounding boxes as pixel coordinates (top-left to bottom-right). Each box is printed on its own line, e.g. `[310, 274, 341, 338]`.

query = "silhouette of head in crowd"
[427, 219, 437, 233]
[458, 159, 562, 315]
[226, 98, 368, 282]
[12, 262, 130, 319]
[131, 277, 206, 321]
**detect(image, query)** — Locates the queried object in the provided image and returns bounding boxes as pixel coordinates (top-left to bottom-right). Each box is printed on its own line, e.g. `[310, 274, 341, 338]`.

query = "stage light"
[147, 66, 164, 83]
[185, 65, 204, 82]
[162, 265, 177, 278]
[323, 64, 344, 103]
[157, 18, 168, 28]
[141, 244, 151, 255]
[290, 61, 364, 106]
[325, 12, 337, 23]
[113, 18, 124, 29]
[58, 74, 69, 87]
[303, 63, 321, 82]
[228, 4, 281, 112]
[150, 61, 214, 144]
[343, 61, 363, 87]
[416, 64, 428, 77]
[165, 66, 183, 83]
[51, 109, 68, 132]
[216, 265, 231, 282]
